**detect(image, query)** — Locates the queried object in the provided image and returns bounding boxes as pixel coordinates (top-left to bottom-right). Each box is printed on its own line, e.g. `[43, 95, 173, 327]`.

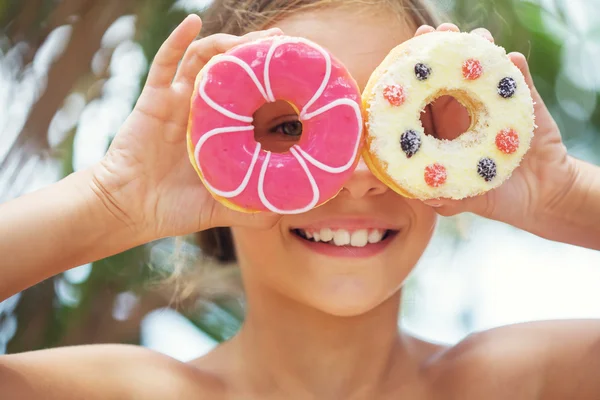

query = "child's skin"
[1, 5, 600, 400]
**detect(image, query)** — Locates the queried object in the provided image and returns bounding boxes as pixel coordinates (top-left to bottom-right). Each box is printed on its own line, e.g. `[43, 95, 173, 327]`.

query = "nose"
[340, 158, 388, 199]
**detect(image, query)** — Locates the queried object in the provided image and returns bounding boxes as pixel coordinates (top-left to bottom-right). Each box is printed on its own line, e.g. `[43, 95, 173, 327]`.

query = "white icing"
[295, 39, 332, 117]
[196, 36, 362, 213]
[263, 42, 278, 103]
[258, 148, 320, 214]
[365, 32, 535, 199]
[194, 125, 260, 197]
[293, 98, 363, 173]
[199, 55, 268, 123]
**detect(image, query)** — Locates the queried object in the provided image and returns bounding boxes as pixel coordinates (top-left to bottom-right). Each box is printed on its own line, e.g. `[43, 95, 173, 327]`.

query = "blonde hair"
[170, 0, 445, 301]
[200, 0, 444, 37]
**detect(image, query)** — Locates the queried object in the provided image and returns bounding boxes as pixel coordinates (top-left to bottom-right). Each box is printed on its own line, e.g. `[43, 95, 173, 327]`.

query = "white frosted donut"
[362, 31, 535, 200]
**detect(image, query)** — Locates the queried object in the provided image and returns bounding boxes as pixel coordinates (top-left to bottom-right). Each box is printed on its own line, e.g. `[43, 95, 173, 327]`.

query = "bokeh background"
[1, 0, 599, 359]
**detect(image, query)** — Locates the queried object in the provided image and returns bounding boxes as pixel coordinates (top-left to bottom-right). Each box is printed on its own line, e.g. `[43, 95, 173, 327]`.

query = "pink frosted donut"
[187, 36, 363, 214]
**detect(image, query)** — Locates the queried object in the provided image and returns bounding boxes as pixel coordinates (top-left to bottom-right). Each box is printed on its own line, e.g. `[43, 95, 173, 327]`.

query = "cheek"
[409, 201, 438, 244]
[231, 226, 299, 287]
[402, 201, 438, 262]
[231, 227, 282, 264]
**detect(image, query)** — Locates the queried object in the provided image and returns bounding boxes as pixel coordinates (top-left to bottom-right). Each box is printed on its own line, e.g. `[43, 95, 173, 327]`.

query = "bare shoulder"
[0, 343, 226, 399]
[425, 320, 600, 399]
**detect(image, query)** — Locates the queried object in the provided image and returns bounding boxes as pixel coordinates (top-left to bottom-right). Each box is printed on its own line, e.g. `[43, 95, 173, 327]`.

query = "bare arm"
[476, 321, 600, 400]
[0, 169, 140, 302]
[0, 17, 280, 303]
[0, 344, 210, 399]
[432, 320, 600, 399]
[0, 16, 281, 399]
[534, 158, 600, 250]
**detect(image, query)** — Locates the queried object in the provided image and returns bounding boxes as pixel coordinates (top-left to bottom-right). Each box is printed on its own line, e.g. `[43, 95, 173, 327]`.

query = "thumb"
[508, 52, 552, 123]
[423, 193, 493, 218]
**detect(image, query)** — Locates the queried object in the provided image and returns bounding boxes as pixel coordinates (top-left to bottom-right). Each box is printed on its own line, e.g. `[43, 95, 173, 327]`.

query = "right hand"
[90, 15, 282, 240]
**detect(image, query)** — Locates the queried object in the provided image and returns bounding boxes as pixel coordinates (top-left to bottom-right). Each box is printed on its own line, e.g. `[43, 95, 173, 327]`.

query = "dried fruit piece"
[400, 130, 421, 158]
[498, 77, 517, 98]
[383, 84, 406, 106]
[462, 59, 483, 80]
[424, 163, 447, 187]
[477, 158, 497, 182]
[415, 63, 431, 81]
[495, 128, 520, 154]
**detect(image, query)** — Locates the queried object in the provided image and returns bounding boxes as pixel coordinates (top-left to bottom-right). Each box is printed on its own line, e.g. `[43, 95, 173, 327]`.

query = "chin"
[232, 203, 434, 317]
[297, 274, 403, 317]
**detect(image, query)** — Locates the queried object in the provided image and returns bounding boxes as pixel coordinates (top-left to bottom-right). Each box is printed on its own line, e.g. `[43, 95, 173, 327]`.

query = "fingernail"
[265, 28, 283, 35]
[424, 200, 443, 208]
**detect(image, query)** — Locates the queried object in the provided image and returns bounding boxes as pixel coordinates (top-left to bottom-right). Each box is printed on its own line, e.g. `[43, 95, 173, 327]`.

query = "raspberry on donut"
[362, 31, 535, 200]
[462, 59, 483, 80]
[424, 163, 447, 187]
[496, 128, 520, 154]
[383, 84, 406, 106]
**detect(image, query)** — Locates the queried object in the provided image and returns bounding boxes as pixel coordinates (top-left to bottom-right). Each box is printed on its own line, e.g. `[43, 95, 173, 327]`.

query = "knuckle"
[188, 34, 240, 63]
[202, 33, 240, 51]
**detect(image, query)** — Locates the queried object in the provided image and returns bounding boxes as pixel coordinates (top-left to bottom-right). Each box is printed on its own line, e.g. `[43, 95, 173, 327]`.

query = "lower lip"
[292, 232, 398, 258]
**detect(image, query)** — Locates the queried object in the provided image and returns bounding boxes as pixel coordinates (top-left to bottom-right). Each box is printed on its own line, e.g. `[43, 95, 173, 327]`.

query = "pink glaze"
[189, 36, 363, 214]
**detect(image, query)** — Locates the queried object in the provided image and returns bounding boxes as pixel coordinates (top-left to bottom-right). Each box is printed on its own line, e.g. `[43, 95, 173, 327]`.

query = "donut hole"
[420, 92, 479, 141]
[253, 100, 302, 153]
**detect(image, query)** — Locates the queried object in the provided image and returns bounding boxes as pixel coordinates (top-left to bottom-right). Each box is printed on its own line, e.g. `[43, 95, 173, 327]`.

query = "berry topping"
[477, 158, 497, 182]
[495, 128, 520, 154]
[400, 130, 421, 158]
[498, 77, 517, 98]
[424, 163, 447, 187]
[383, 84, 406, 106]
[415, 63, 431, 81]
[462, 59, 483, 80]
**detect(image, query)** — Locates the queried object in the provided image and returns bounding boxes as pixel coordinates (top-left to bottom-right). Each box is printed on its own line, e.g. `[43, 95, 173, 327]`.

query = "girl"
[2, 0, 600, 398]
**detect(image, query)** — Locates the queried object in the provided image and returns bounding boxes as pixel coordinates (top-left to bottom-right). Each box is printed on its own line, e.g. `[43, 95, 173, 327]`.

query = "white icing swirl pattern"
[193, 37, 363, 214]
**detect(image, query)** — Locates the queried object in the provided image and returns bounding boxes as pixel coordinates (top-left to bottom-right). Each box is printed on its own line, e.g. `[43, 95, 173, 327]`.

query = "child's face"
[232, 6, 437, 316]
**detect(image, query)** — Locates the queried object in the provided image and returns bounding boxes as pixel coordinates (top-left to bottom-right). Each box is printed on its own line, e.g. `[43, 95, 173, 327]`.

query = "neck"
[232, 284, 417, 399]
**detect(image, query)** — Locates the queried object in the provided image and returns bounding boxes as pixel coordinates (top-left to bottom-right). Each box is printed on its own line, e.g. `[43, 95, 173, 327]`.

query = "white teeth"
[296, 228, 390, 246]
[368, 230, 384, 244]
[333, 230, 351, 246]
[320, 228, 333, 242]
[350, 229, 368, 247]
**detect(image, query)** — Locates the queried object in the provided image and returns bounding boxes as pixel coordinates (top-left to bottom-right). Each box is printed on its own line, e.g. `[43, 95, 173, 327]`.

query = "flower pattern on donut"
[189, 37, 363, 214]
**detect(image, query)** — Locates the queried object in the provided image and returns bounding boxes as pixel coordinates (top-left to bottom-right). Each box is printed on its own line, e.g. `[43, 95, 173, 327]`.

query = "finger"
[471, 27, 494, 43]
[243, 27, 284, 41]
[436, 23, 460, 32]
[423, 194, 492, 218]
[415, 25, 435, 36]
[172, 33, 244, 88]
[173, 28, 283, 91]
[429, 96, 472, 140]
[147, 14, 203, 88]
[421, 104, 435, 136]
[508, 52, 549, 119]
[508, 52, 538, 99]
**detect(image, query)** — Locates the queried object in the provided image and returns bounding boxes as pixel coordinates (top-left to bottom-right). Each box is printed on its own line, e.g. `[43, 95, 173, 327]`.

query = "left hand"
[416, 23, 577, 232]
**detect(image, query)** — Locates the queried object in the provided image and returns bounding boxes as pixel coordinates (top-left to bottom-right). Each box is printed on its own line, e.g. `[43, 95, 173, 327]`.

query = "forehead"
[272, 7, 416, 91]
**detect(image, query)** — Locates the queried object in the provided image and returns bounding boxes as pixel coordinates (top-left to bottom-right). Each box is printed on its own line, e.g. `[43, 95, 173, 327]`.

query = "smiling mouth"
[291, 228, 399, 247]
